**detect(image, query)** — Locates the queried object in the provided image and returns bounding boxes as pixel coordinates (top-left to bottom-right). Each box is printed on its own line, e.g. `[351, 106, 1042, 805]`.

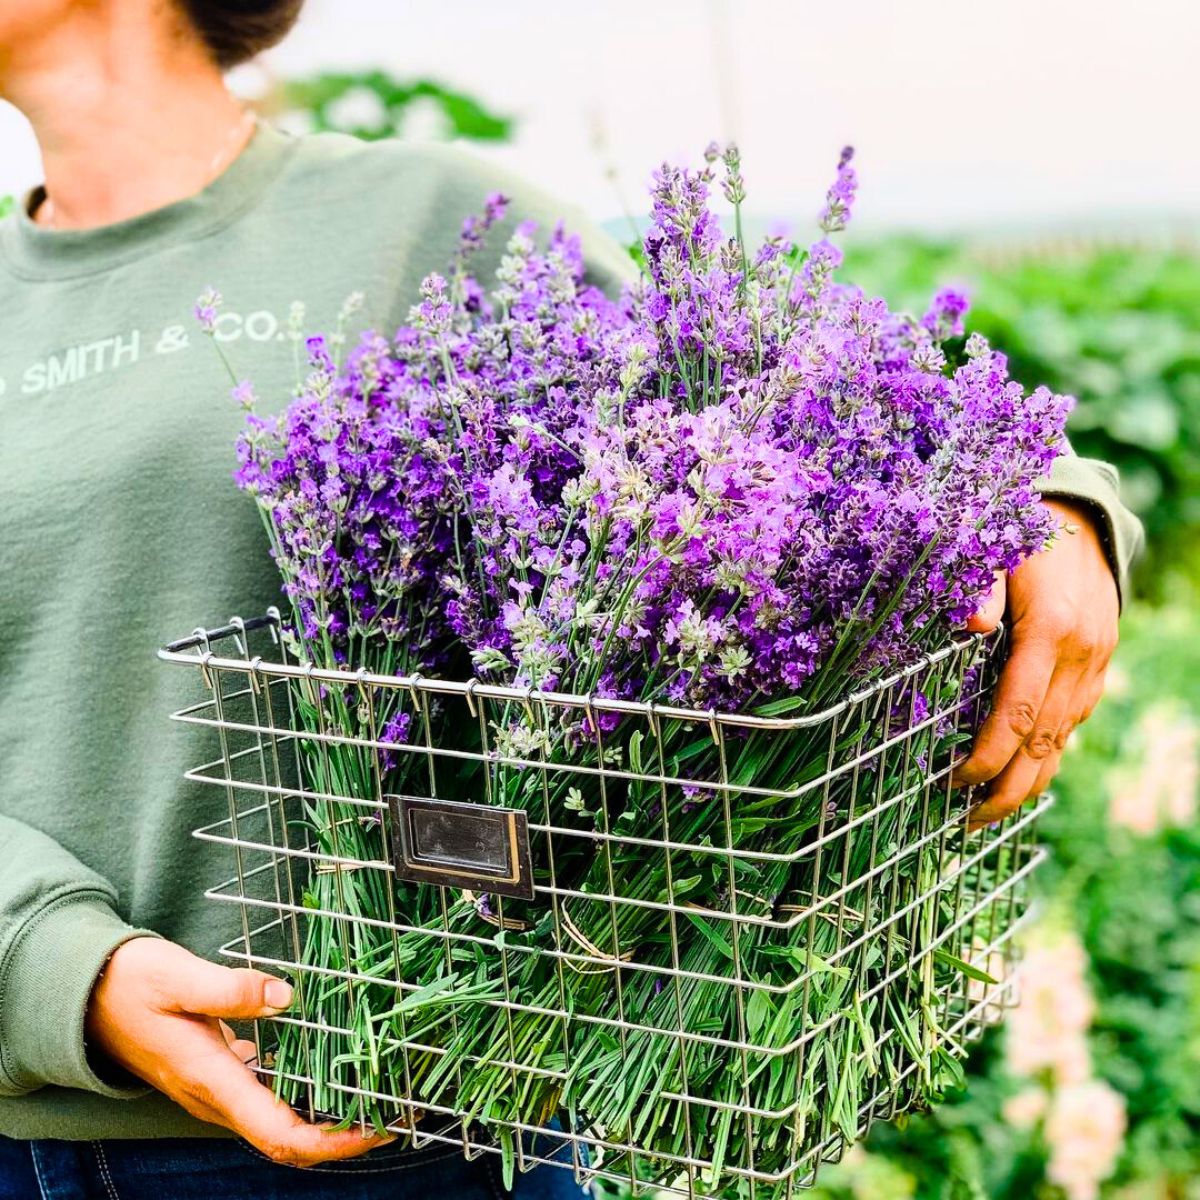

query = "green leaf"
[746, 987, 772, 1037]
[682, 911, 734, 960]
[761, 945, 851, 979]
[657, 874, 702, 903]
[933, 949, 998, 985]
[628, 728, 644, 776]
[500, 1128, 516, 1191]
[752, 693, 809, 717]
[730, 817, 776, 836]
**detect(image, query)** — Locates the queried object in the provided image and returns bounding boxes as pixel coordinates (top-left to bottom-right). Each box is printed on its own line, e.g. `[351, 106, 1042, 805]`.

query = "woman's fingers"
[202, 1051, 392, 1167]
[955, 499, 1120, 829]
[953, 624, 1057, 789]
[167, 1020, 393, 1166]
[967, 661, 1084, 829]
[166, 956, 293, 1019]
[1025, 669, 1107, 799]
[219, 1020, 259, 1067]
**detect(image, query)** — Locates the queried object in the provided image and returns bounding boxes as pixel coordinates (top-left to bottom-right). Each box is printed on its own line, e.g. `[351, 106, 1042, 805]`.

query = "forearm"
[0, 815, 156, 1097]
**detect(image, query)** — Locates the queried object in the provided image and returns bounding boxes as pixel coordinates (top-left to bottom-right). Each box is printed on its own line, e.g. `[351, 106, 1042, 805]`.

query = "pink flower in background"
[1107, 701, 1199, 835]
[1044, 1080, 1127, 1200]
[1002, 1086, 1048, 1130]
[1006, 928, 1094, 1084]
[1004, 923, 1129, 1196]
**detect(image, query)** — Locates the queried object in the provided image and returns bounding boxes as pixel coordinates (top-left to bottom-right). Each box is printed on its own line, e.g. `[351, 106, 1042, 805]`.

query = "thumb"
[966, 571, 1006, 634]
[166, 955, 293, 1018]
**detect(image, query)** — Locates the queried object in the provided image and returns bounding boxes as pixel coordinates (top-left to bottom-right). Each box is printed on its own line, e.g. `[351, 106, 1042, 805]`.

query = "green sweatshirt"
[0, 123, 1142, 1143]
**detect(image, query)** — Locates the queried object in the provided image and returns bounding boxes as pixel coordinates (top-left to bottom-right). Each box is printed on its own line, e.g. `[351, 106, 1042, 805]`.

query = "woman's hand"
[954, 499, 1120, 830]
[86, 937, 394, 1167]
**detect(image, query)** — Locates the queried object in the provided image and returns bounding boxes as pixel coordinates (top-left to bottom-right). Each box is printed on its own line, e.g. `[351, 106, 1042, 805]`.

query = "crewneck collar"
[0, 121, 296, 281]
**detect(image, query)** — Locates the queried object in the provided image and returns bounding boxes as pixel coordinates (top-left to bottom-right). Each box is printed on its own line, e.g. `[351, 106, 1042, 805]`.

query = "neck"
[3, 6, 250, 230]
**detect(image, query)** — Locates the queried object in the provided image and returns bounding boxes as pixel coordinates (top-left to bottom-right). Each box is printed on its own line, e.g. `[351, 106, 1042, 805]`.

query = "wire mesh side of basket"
[161, 613, 1046, 1197]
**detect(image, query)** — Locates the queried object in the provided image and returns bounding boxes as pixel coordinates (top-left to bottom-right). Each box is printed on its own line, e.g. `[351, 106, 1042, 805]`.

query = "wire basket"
[160, 611, 1047, 1197]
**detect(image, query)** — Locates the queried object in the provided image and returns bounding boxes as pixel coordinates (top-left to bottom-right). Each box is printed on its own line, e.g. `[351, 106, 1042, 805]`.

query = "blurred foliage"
[276, 70, 514, 143]
[807, 604, 1200, 1199]
[845, 239, 1200, 602]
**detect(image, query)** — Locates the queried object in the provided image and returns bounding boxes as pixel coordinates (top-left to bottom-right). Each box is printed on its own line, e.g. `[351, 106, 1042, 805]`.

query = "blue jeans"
[0, 1135, 589, 1200]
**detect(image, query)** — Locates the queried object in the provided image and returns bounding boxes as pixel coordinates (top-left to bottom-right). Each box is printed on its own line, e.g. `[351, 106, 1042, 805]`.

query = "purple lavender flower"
[194, 286, 221, 333]
[432, 147, 1067, 717]
[923, 287, 971, 340]
[378, 710, 413, 773]
[219, 147, 1070, 732]
[818, 146, 857, 234]
[230, 380, 256, 410]
[457, 191, 509, 265]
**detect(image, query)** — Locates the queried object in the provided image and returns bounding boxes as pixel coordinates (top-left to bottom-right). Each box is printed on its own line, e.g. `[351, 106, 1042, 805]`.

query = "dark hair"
[179, 0, 305, 69]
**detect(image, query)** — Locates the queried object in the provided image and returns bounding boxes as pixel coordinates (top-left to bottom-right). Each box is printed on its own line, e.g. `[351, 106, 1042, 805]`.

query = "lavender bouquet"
[206, 145, 1069, 1192]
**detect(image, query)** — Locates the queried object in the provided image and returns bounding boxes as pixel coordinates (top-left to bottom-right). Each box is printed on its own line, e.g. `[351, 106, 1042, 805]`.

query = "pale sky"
[2, 0, 1196, 233]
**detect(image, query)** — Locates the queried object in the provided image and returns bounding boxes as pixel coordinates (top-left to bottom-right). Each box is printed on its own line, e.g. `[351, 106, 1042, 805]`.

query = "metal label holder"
[387, 794, 535, 900]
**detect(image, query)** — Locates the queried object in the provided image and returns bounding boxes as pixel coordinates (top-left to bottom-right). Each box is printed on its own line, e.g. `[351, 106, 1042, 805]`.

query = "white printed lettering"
[46, 347, 81, 391]
[244, 311, 278, 342]
[21, 363, 46, 395]
[212, 313, 242, 342]
[155, 325, 190, 354]
[83, 338, 115, 373]
[111, 331, 140, 368]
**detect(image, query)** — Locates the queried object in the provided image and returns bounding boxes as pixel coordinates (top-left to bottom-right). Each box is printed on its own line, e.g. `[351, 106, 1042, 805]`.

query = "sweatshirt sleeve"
[0, 815, 158, 1098]
[1039, 444, 1145, 607]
